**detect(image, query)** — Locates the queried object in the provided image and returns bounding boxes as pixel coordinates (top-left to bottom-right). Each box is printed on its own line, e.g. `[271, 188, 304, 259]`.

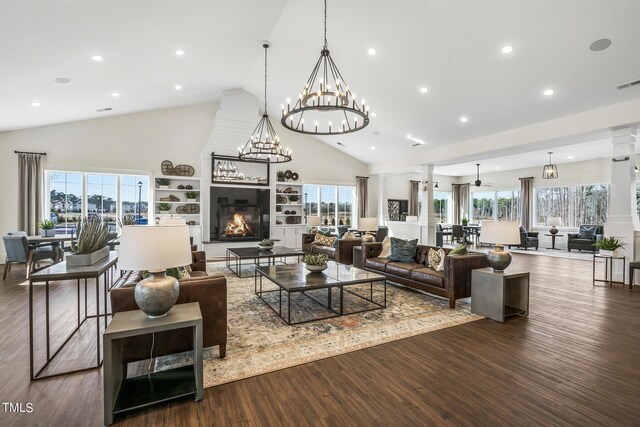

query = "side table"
[353, 246, 363, 269]
[544, 233, 564, 250]
[471, 268, 530, 323]
[103, 302, 203, 425]
[592, 254, 626, 287]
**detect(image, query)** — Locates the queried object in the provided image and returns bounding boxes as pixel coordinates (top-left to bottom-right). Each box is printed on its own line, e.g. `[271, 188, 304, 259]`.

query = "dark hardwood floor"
[1, 254, 639, 426]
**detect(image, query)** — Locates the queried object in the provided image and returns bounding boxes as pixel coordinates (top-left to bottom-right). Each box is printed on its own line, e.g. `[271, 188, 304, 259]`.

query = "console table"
[103, 302, 203, 425]
[471, 268, 530, 323]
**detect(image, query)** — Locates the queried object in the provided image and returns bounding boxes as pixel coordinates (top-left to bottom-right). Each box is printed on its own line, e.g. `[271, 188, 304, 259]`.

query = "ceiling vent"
[96, 107, 113, 112]
[616, 79, 640, 90]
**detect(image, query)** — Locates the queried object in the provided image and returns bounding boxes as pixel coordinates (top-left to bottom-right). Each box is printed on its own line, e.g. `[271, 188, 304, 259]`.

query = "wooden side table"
[544, 233, 564, 250]
[471, 268, 530, 323]
[103, 302, 203, 425]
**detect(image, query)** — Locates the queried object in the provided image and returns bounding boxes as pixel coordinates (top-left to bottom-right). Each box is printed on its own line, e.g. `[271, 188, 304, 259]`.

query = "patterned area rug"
[156, 261, 483, 388]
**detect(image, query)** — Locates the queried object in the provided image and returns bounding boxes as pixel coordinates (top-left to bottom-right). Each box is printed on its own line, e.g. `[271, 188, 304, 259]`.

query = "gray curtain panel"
[520, 177, 533, 230]
[356, 176, 369, 218]
[459, 184, 470, 221]
[18, 153, 45, 235]
[409, 180, 419, 216]
[452, 183, 470, 224]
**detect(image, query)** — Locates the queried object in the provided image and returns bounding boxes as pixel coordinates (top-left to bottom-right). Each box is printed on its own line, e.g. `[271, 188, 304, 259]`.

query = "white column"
[419, 164, 435, 245]
[377, 174, 389, 226]
[604, 126, 639, 283]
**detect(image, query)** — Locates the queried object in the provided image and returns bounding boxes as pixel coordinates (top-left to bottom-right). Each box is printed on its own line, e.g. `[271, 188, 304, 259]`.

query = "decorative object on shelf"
[276, 194, 288, 204]
[159, 195, 180, 202]
[118, 224, 192, 318]
[307, 216, 322, 233]
[596, 236, 625, 257]
[303, 253, 329, 272]
[187, 220, 196, 226]
[288, 194, 300, 202]
[281, 0, 369, 136]
[284, 210, 291, 215]
[156, 178, 170, 190]
[291, 172, 299, 181]
[176, 204, 200, 214]
[38, 219, 56, 237]
[239, 42, 292, 163]
[277, 171, 285, 182]
[542, 152, 559, 179]
[359, 217, 378, 242]
[276, 205, 282, 212]
[185, 191, 198, 202]
[283, 187, 298, 194]
[258, 238, 275, 251]
[158, 203, 171, 213]
[185, 184, 193, 190]
[285, 216, 301, 224]
[290, 210, 297, 215]
[284, 170, 293, 179]
[276, 220, 283, 225]
[161, 160, 195, 177]
[547, 216, 562, 235]
[67, 217, 114, 266]
[479, 220, 521, 272]
[177, 184, 185, 189]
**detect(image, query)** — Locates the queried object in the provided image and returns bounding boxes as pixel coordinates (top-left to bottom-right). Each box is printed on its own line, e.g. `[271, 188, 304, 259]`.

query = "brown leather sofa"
[110, 251, 227, 368]
[302, 233, 362, 265]
[361, 242, 489, 308]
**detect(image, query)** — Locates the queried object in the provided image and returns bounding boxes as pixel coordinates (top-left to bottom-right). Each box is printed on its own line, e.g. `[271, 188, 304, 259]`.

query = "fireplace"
[219, 204, 262, 241]
[210, 187, 270, 242]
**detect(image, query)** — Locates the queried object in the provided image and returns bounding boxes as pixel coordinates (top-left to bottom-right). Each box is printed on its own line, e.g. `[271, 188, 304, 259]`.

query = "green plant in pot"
[185, 191, 199, 202]
[288, 195, 299, 202]
[158, 202, 171, 213]
[596, 237, 625, 257]
[303, 253, 329, 273]
[277, 171, 285, 182]
[156, 178, 170, 189]
[258, 238, 275, 250]
[39, 219, 56, 237]
[461, 217, 469, 226]
[67, 217, 114, 266]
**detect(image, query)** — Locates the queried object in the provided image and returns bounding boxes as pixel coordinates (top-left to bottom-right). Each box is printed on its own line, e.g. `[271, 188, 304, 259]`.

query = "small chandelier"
[214, 159, 244, 181]
[281, 0, 369, 135]
[542, 151, 559, 179]
[239, 42, 292, 163]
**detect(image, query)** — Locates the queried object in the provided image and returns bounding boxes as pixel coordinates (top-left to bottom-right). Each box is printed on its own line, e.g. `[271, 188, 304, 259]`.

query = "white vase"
[158, 185, 169, 190]
[187, 199, 196, 203]
[599, 249, 618, 257]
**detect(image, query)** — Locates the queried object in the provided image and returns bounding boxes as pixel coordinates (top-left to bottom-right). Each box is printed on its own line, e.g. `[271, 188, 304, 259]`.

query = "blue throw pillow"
[577, 226, 596, 240]
[388, 237, 418, 263]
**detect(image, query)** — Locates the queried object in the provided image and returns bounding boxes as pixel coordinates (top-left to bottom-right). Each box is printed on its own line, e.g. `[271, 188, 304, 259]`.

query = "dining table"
[27, 235, 74, 262]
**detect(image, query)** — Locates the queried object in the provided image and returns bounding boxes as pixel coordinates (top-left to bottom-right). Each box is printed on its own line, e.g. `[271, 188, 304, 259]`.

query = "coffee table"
[226, 246, 304, 277]
[255, 261, 386, 325]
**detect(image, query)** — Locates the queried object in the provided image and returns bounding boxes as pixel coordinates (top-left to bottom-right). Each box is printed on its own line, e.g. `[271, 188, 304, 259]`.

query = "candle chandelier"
[239, 42, 292, 163]
[281, 0, 370, 135]
[213, 159, 244, 181]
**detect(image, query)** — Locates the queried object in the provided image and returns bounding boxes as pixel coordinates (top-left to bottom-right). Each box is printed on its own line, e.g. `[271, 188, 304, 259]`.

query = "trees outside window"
[49, 172, 83, 234]
[472, 191, 495, 221]
[497, 190, 520, 221]
[574, 184, 608, 226]
[535, 187, 570, 227]
[304, 184, 356, 229]
[434, 191, 449, 223]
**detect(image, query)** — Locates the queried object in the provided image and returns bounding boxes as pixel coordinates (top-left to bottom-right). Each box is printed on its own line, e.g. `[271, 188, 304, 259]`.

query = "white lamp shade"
[405, 216, 418, 223]
[547, 216, 562, 227]
[359, 217, 378, 232]
[480, 220, 521, 245]
[307, 216, 322, 226]
[159, 217, 186, 225]
[118, 225, 192, 272]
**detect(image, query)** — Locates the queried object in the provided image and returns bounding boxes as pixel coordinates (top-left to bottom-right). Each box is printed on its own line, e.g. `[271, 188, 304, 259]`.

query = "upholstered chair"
[2, 235, 57, 279]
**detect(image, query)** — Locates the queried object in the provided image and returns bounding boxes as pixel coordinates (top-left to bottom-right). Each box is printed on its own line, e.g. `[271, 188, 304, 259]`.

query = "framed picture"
[211, 153, 270, 186]
[388, 199, 409, 221]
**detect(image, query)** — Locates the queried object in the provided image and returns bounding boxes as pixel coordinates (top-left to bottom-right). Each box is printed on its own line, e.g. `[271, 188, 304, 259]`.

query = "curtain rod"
[15, 150, 46, 156]
[409, 180, 421, 183]
[356, 176, 369, 179]
[519, 177, 534, 180]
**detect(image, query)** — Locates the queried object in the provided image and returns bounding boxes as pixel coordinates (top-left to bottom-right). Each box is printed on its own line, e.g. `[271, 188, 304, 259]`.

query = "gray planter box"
[66, 246, 110, 267]
[41, 229, 55, 237]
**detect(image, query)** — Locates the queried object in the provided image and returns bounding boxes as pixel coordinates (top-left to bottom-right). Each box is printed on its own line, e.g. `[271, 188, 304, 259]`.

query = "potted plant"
[303, 253, 329, 272]
[39, 219, 56, 237]
[156, 178, 170, 190]
[277, 171, 285, 182]
[158, 203, 171, 214]
[461, 217, 469, 226]
[258, 238, 274, 251]
[288, 195, 299, 203]
[276, 205, 282, 212]
[185, 191, 198, 202]
[596, 237, 625, 257]
[67, 217, 114, 266]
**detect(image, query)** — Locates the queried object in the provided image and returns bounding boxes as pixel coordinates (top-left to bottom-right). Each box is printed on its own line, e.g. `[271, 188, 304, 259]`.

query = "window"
[120, 175, 150, 223]
[303, 184, 356, 229]
[434, 191, 449, 223]
[535, 187, 570, 227]
[496, 190, 520, 222]
[573, 184, 608, 226]
[49, 172, 83, 234]
[87, 174, 117, 223]
[472, 191, 495, 221]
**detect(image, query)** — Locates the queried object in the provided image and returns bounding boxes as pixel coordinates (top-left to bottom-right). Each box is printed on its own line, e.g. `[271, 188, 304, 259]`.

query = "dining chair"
[452, 225, 465, 243]
[2, 235, 57, 279]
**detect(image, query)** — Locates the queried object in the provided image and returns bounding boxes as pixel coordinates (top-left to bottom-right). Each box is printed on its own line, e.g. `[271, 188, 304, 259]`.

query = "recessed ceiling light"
[567, 156, 574, 159]
[367, 47, 377, 56]
[543, 88, 555, 96]
[111, 92, 120, 97]
[501, 44, 515, 54]
[91, 55, 103, 62]
[175, 49, 185, 56]
[174, 85, 183, 90]
[371, 146, 376, 150]
[30, 101, 41, 107]
[54, 77, 70, 84]
[459, 116, 469, 123]
[370, 112, 377, 118]
[419, 87, 429, 94]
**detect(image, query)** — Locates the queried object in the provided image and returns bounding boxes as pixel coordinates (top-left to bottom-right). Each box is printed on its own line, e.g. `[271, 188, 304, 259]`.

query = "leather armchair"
[567, 225, 603, 252]
[508, 226, 539, 250]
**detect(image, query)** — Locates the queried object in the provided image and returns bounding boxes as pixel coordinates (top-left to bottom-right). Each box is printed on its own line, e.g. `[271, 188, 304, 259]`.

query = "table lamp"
[307, 216, 322, 233]
[547, 216, 562, 235]
[359, 217, 378, 243]
[118, 225, 192, 318]
[479, 220, 521, 272]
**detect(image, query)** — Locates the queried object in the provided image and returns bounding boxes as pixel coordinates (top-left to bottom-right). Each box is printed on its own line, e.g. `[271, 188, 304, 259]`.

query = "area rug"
[155, 261, 483, 388]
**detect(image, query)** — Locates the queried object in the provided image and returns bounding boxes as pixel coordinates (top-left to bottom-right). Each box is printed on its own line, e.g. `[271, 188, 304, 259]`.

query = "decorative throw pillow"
[317, 230, 332, 237]
[314, 233, 337, 247]
[379, 236, 392, 258]
[427, 248, 446, 271]
[448, 245, 468, 256]
[388, 237, 418, 263]
[577, 226, 596, 240]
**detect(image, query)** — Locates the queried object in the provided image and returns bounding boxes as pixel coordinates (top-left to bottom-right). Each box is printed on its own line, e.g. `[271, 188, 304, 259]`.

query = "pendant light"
[474, 164, 482, 187]
[542, 152, 559, 179]
[281, 0, 370, 135]
[239, 42, 292, 163]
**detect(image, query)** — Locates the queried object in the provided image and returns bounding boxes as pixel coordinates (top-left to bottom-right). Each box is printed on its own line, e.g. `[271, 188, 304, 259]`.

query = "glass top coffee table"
[255, 261, 386, 325]
[226, 246, 305, 278]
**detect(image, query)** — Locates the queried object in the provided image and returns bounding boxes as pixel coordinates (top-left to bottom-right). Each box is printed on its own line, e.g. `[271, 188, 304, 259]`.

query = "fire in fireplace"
[224, 212, 254, 237]
[218, 204, 263, 241]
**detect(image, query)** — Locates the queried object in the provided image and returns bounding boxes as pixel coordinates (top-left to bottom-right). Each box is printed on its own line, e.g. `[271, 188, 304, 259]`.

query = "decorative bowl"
[258, 244, 274, 251]
[304, 264, 327, 273]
